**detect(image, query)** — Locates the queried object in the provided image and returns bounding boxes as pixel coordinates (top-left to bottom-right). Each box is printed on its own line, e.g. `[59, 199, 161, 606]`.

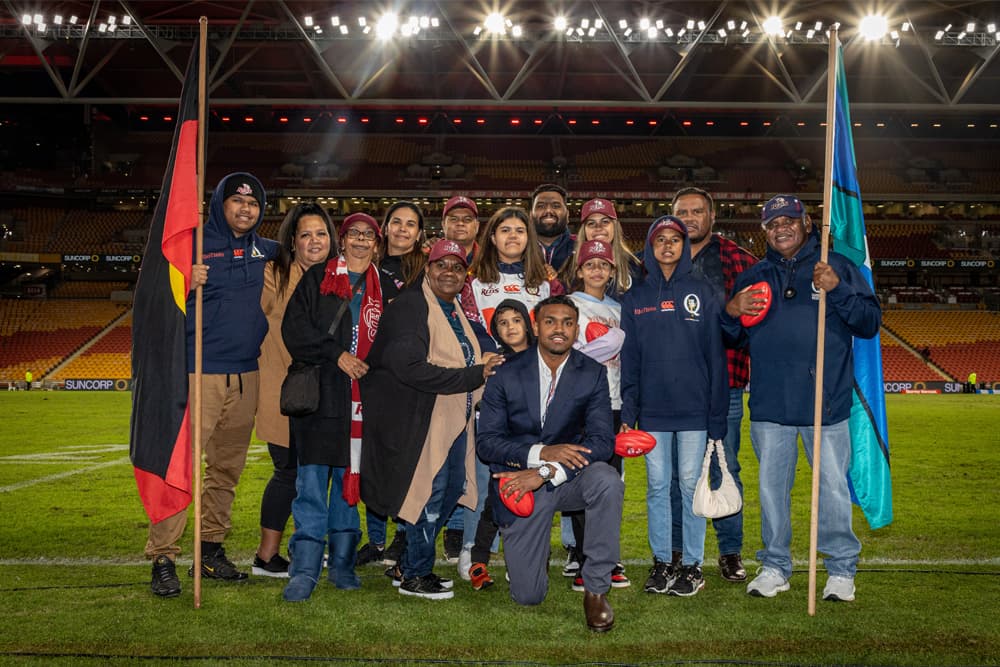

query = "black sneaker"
[443, 528, 462, 563]
[562, 546, 582, 577]
[189, 545, 248, 581]
[252, 553, 289, 578]
[356, 542, 385, 566]
[428, 571, 454, 590]
[385, 564, 403, 587]
[383, 531, 407, 566]
[611, 562, 631, 588]
[668, 565, 705, 597]
[718, 553, 747, 582]
[643, 558, 674, 594]
[399, 574, 454, 600]
[151, 555, 181, 597]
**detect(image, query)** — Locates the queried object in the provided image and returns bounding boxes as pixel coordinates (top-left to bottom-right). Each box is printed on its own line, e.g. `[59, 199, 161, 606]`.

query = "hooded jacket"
[720, 231, 881, 426]
[620, 221, 728, 439]
[488, 298, 536, 355]
[185, 172, 278, 374]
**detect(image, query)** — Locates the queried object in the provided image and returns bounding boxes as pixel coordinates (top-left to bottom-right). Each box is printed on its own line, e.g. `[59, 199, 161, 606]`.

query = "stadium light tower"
[859, 14, 888, 41]
[763, 15, 783, 36]
[375, 12, 398, 40]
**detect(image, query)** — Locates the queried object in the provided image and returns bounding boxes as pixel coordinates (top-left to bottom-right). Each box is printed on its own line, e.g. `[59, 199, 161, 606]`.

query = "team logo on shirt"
[811, 280, 821, 300]
[233, 248, 244, 259]
[503, 284, 522, 293]
[250, 243, 265, 259]
[683, 293, 701, 321]
[660, 300, 675, 312]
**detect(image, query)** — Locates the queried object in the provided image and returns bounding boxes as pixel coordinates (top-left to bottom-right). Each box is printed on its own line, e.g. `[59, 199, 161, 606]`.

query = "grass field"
[0, 391, 998, 666]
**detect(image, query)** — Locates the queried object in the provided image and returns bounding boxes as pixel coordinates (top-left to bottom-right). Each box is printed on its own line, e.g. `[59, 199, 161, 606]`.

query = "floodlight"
[618, 19, 627, 29]
[33, 14, 42, 24]
[513, 25, 523, 37]
[763, 16, 783, 36]
[376, 12, 399, 39]
[727, 20, 735, 30]
[69, 15, 78, 24]
[901, 22, 910, 31]
[647, 26, 657, 39]
[339, 25, 349, 34]
[807, 29, 815, 38]
[555, 16, 568, 31]
[331, 16, 340, 26]
[581, 18, 589, 29]
[639, 18, 650, 30]
[665, 27, 674, 37]
[122, 15, 131, 25]
[967, 22, 975, 32]
[400, 23, 413, 36]
[814, 21, 823, 30]
[431, 18, 439, 27]
[98, 23, 107, 32]
[54, 15, 63, 25]
[678, 28, 686, 37]
[686, 19, 695, 30]
[957, 31, 966, 39]
[474, 26, 483, 36]
[587, 27, 595, 36]
[21, 14, 31, 25]
[859, 14, 888, 41]
[795, 21, 802, 30]
[304, 15, 313, 27]
[988, 23, 997, 33]
[718, 28, 726, 37]
[420, 16, 429, 28]
[108, 23, 115, 32]
[623, 27, 632, 36]
[485, 12, 505, 34]
[595, 19, 602, 29]
[656, 19, 663, 29]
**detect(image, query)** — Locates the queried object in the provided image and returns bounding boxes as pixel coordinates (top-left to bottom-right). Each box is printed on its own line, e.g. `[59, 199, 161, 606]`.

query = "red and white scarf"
[320, 255, 383, 504]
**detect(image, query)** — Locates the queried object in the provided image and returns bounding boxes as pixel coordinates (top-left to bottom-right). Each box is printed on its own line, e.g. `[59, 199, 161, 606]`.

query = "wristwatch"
[537, 463, 554, 481]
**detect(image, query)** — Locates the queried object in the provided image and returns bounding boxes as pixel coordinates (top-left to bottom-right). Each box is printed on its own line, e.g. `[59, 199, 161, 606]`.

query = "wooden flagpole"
[193, 16, 208, 610]
[808, 27, 840, 617]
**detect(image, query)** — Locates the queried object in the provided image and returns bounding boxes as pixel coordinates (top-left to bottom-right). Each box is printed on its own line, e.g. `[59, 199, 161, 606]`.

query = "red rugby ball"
[740, 281, 773, 328]
[585, 321, 610, 342]
[615, 429, 657, 458]
[498, 477, 535, 517]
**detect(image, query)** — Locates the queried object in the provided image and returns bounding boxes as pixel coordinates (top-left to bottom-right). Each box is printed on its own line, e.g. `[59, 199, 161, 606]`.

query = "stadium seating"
[49, 312, 132, 381]
[882, 311, 1000, 382]
[0, 299, 129, 382]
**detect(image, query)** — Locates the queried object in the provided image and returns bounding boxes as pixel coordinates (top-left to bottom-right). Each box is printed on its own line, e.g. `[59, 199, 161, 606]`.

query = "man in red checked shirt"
[671, 186, 758, 584]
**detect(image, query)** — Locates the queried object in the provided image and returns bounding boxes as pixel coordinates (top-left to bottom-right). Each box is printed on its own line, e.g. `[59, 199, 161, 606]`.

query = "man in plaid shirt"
[671, 186, 758, 583]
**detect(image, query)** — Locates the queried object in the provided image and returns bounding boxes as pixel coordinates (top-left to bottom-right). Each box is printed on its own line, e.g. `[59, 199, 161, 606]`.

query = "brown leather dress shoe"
[583, 591, 614, 632]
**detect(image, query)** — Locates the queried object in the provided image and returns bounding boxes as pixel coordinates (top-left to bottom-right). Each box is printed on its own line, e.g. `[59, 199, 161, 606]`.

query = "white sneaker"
[823, 575, 856, 602]
[458, 547, 472, 581]
[747, 567, 790, 598]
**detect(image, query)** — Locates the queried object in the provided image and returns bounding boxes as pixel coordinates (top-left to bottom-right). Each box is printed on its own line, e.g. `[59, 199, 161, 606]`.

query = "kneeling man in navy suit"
[477, 295, 624, 632]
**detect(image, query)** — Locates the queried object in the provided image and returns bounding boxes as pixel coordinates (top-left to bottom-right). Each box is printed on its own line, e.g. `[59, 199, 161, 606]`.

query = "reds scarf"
[320, 255, 382, 504]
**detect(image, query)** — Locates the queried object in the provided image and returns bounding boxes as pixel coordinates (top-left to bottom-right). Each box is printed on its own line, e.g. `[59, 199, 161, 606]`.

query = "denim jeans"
[366, 508, 387, 545]
[288, 464, 361, 555]
[401, 432, 467, 578]
[462, 455, 491, 549]
[646, 430, 708, 566]
[749, 419, 860, 579]
[671, 388, 746, 556]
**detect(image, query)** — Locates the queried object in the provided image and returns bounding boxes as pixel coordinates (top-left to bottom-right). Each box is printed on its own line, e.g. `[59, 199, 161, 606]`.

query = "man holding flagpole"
[721, 194, 881, 602]
[140, 172, 277, 597]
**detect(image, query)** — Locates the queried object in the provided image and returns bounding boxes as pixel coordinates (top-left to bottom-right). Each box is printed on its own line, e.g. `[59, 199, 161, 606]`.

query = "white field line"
[0, 457, 132, 493]
[1, 556, 999, 567]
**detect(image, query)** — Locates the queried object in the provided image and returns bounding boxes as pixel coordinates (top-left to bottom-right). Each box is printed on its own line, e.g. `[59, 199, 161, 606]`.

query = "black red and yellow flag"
[129, 44, 202, 523]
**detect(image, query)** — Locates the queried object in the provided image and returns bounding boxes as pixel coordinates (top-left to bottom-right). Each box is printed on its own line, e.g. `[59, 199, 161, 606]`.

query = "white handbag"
[692, 439, 743, 519]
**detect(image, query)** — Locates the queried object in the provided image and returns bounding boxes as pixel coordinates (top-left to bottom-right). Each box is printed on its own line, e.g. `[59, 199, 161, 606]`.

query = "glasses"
[345, 228, 376, 240]
[762, 217, 799, 232]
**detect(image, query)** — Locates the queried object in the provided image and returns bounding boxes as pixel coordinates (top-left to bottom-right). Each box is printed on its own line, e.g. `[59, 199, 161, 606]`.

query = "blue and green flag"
[828, 38, 893, 529]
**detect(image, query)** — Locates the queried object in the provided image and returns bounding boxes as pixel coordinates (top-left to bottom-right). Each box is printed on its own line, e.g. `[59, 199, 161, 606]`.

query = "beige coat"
[255, 261, 305, 446]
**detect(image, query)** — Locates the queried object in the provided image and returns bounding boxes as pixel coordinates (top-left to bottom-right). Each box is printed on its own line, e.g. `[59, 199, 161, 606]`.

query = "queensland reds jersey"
[469, 272, 553, 335]
[569, 292, 623, 410]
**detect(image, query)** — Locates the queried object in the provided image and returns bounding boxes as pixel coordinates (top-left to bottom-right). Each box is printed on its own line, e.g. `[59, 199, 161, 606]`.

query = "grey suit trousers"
[500, 461, 624, 605]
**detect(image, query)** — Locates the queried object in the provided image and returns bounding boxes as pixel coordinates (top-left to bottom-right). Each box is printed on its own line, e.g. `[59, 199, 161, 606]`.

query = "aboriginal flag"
[129, 44, 202, 523]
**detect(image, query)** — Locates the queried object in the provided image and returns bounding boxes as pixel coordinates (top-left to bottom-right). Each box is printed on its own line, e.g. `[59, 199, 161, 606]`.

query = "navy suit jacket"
[477, 345, 614, 526]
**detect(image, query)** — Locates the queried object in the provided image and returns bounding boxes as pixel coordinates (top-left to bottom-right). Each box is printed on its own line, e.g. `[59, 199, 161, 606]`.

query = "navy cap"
[761, 195, 805, 225]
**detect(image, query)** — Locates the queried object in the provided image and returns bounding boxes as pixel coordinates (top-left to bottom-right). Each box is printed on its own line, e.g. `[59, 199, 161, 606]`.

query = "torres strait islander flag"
[828, 37, 893, 530]
[129, 45, 202, 523]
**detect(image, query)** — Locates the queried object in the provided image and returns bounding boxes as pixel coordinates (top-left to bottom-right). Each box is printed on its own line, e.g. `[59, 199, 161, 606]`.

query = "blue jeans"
[462, 456, 491, 549]
[401, 432, 467, 578]
[750, 419, 860, 579]
[646, 430, 708, 566]
[288, 464, 361, 555]
[671, 389, 745, 555]
[366, 508, 387, 545]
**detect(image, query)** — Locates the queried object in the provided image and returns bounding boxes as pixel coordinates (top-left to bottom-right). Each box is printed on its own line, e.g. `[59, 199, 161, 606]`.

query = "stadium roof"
[2, 0, 1000, 114]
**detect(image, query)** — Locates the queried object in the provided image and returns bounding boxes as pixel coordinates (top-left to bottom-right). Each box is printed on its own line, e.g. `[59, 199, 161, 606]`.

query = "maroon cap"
[427, 238, 469, 267]
[580, 198, 617, 223]
[647, 215, 688, 241]
[577, 239, 615, 267]
[339, 212, 381, 239]
[443, 195, 478, 218]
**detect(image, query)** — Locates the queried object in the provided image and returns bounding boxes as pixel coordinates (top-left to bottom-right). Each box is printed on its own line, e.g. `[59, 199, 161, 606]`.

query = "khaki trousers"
[144, 371, 259, 559]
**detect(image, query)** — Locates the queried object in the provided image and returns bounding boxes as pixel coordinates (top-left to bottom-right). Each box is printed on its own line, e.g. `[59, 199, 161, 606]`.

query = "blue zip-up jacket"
[719, 232, 881, 426]
[620, 222, 728, 439]
[185, 172, 278, 374]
